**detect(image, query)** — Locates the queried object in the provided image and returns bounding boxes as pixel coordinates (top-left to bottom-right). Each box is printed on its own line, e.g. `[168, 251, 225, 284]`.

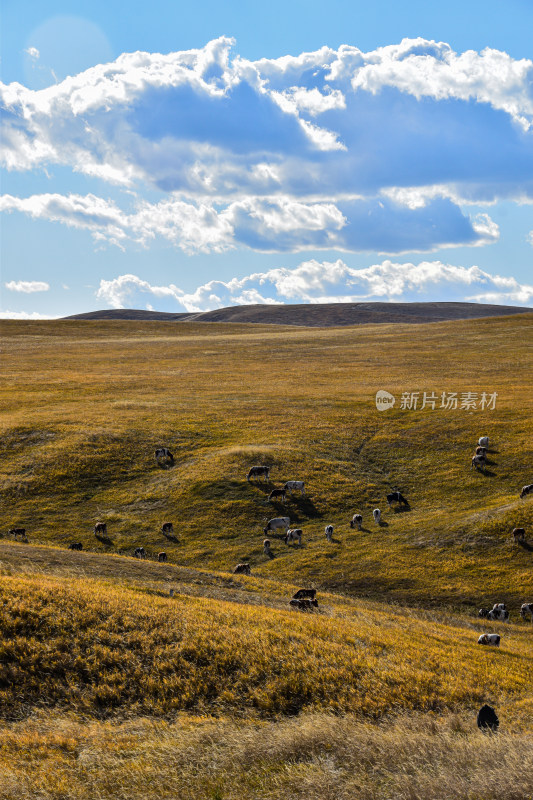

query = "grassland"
[0, 314, 532, 798]
[1, 315, 532, 605]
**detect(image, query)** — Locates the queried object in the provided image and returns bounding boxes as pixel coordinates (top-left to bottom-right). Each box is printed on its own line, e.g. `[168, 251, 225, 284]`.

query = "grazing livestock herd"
[5, 433, 532, 665]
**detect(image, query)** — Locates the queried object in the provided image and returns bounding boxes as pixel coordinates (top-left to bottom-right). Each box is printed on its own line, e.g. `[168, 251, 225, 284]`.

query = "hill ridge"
[62, 300, 533, 327]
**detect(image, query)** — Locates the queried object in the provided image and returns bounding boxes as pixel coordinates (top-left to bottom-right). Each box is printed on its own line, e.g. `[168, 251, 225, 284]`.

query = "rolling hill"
[63, 300, 533, 326]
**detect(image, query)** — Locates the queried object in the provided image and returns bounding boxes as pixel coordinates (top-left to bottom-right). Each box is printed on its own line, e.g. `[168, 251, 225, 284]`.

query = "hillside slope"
[1, 314, 532, 608]
[63, 301, 533, 326]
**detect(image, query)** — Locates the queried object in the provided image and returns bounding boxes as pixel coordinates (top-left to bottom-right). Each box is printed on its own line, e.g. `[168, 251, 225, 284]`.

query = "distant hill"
[63, 301, 533, 326]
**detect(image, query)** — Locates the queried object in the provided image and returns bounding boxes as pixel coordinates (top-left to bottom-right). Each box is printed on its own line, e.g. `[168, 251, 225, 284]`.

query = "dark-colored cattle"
[512, 527, 526, 543]
[292, 588, 316, 600]
[247, 465, 269, 482]
[233, 563, 251, 575]
[268, 488, 286, 503]
[475, 446, 487, 456]
[350, 514, 363, 530]
[386, 491, 409, 507]
[94, 522, 107, 536]
[8, 528, 26, 540]
[134, 547, 146, 559]
[520, 484, 533, 499]
[290, 598, 319, 611]
[155, 447, 174, 465]
[520, 603, 533, 622]
[158, 552, 168, 562]
[325, 524, 334, 542]
[478, 608, 491, 619]
[68, 542, 83, 551]
[263, 538, 272, 555]
[161, 522, 174, 535]
[477, 705, 499, 732]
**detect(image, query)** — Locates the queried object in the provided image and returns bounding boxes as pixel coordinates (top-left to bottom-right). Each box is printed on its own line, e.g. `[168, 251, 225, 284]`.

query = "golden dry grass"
[1, 315, 532, 606]
[1, 711, 532, 800]
[1, 315, 532, 796]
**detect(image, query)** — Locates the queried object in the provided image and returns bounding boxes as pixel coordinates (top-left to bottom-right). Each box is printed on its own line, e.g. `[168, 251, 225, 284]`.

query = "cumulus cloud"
[0, 191, 498, 254]
[95, 260, 533, 313]
[1, 37, 532, 255]
[25, 47, 40, 60]
[4, 279, 50, 292]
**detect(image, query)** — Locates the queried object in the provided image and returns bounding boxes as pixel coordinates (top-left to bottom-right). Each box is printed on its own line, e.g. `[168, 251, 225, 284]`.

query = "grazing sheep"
[477, 705, 499, 732]
[477, 633, 501, 647]
[268, 488, 286, 503]
[263, 538, 272, 556]
[94, 522, 107, 536]
[520, 603, 533, 622]
[233, 563, 251, 575]
[285, 528, 302, 546]
[68, 542, 83, 551]
[293, 588, 316, 600]
[134, 547, 146, 559]
[247, 465, 270, 482]
[373, 509, 381, 524]
[264, 517, 290, 536]
[520, 484, 533, 499]
[350, 514, 363, 530]
[158, 552, 168, 562]
[325, 524, 334, 542]
[289, 598, 318, 611]
[478, 436, 490, 449]
[512, 527, 526, 543]
[283, 481, 305, 496]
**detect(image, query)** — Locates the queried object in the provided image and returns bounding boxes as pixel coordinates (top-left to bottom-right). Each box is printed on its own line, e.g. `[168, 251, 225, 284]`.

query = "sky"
[1, 0, 533, 318]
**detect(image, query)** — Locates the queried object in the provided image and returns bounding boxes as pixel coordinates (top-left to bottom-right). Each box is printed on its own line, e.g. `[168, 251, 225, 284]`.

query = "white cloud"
[1, 191, 498, 255]
[25, 47, 40, 60]
[0, 309, 54, 319]
[2, 38, 532, 201]
[4, 279, 50, 293]
[95, 260, 533, 313]
[1, 37, 532, 257]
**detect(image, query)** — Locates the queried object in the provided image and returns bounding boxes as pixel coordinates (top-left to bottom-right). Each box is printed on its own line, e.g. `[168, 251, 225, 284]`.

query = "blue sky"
[1, 0, 532, 317]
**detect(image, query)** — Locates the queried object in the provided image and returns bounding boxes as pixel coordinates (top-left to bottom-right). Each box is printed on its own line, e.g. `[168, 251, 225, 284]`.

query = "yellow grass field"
[1, 314, 532, 798]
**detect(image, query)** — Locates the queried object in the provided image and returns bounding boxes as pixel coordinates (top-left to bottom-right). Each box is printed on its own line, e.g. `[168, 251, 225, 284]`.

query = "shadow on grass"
[288, 497, 320, 518]
[250, 481, 275, 495]
[518, 540, 533, 552]
[392, 505, 411, 514]
[162, 531, 179, 543]
[95, 533, 113, 546]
